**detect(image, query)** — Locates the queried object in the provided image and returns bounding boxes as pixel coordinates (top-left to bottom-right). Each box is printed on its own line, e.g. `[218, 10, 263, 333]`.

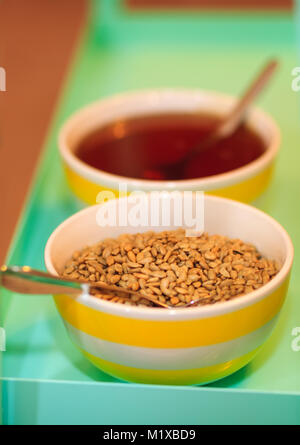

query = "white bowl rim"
[59, 88, 281, 191]
[44, 194, 294, 321]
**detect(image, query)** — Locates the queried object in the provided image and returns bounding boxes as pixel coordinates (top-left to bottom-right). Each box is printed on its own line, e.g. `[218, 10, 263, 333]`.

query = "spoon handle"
[0, 265, 169, 308]
[0, 265, 82, 296]
[216, 59, 278, 139]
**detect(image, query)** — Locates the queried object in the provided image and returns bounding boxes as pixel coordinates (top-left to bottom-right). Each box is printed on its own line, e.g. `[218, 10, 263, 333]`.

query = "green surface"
[1, 0, 300, 424]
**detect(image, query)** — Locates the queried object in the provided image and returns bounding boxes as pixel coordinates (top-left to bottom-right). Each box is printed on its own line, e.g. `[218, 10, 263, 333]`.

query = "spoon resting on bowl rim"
[0, 265, 202, 309]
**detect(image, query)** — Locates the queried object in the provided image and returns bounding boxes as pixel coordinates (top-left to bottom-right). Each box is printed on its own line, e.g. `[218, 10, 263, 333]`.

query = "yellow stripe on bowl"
[64, 315, 277, 370]
[64, 161, 274, 205]
[64, 164, 121, 205]
[54, 277, 288, 348]
[80, 347, 261, 386]
[208, 163, 274, 202]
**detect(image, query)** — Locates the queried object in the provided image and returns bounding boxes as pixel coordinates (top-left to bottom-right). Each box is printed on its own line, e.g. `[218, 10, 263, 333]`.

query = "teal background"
[1, 0, 300, 425]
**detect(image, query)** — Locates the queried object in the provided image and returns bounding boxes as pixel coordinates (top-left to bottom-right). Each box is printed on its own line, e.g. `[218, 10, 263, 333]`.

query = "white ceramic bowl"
[44, 194, 293, 385]
[59, 89, 280, 204]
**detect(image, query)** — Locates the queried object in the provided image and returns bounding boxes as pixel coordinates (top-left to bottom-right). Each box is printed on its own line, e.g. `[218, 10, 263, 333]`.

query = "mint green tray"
[1, 0, 300, 425]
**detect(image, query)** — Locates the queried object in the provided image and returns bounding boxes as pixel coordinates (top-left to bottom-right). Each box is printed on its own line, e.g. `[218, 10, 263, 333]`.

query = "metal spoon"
[154, 59, 278, 180]
[188, 59, 278, 157]
[0, 265, 171, 308]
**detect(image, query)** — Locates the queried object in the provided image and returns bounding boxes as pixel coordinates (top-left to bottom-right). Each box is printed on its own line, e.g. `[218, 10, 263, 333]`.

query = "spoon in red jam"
[149, 59, 278, 180]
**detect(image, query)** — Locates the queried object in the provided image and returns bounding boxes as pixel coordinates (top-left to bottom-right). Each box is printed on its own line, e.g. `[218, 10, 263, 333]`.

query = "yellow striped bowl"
[44, 195, 293, 385]
[59, 89, 280, 205]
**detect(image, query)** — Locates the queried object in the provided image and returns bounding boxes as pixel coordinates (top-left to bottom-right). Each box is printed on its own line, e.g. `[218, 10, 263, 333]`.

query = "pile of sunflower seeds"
[61, 229, 280, 307]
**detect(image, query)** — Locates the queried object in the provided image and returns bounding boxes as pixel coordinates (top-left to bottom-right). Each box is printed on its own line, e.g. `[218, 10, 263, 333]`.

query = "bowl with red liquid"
[59, 88, 280, 204]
